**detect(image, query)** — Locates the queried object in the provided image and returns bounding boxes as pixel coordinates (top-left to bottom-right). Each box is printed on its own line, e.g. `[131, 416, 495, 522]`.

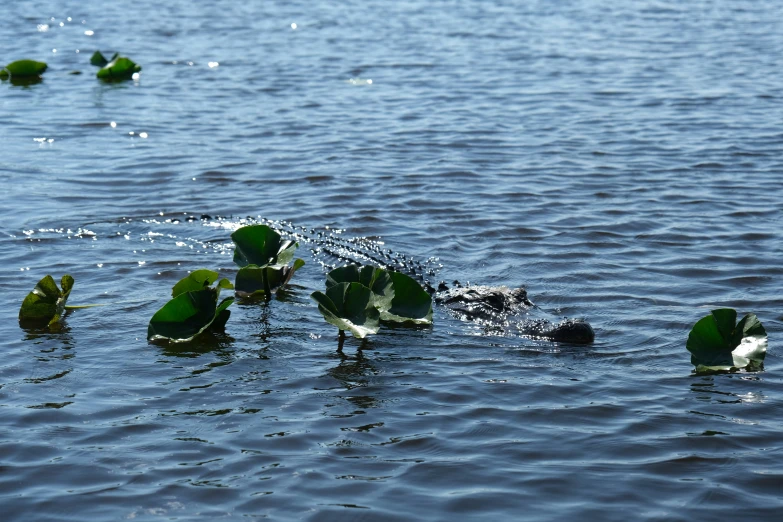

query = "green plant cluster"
[231, 225, 305, 300]
[1, 51, 142, 84]
[311, 265, 433, 339]
[91, 51, 141, 81]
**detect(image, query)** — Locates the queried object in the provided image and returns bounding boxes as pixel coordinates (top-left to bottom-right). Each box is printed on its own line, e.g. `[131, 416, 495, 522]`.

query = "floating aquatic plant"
[96, 56, 141, 80]
[324, 265, 432, 325]
[312, 265, 433, 339]
[148, 272, 234, 343]
[686, 308, 767, 373]
[0, 59, 48, 80]
[18, 275, 74, 328]
[311, 282, 380, 339]
[326, 264, 394, 311]
[231, 224, 304, 299]
[382, 271, 433, 325]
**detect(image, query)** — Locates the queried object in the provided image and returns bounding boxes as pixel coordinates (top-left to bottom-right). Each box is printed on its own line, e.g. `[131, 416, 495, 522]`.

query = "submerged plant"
[312, 264, 433, 339]
[231, 224, 304, 299]
[686, 308, 767, 373]
[19, 275, 74, 328]
[147, 270, 234, 344]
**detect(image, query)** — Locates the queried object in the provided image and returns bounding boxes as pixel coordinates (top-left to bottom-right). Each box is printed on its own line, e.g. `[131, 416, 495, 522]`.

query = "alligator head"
[434, 283, 594, 344]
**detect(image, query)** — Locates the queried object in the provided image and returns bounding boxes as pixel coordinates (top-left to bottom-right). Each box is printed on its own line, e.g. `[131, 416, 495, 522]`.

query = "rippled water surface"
[2, 1, 783, 520]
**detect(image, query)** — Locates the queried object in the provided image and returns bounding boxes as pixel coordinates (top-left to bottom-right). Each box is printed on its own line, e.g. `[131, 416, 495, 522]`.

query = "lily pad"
[326, 265, 394, 311]
[148, 287, 234, 344]
[311, 282, 380, 339]
[235, 259, 305, 299]
[231, 224, 297, 268]
[381, 272, 433, 325]
[19, 274, 74, 327]
[96, 56, 141, 80]
[0, 60, 47, 79]
[686, 308, 767, 372]
[172, 269, 233, 297]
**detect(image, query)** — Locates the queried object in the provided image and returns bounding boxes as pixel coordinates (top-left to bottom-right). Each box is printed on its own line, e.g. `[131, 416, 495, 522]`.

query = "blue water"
[2, 1, 782, 520]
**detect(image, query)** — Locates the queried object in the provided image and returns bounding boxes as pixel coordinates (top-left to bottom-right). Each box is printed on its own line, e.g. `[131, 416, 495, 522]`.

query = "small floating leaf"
[231, 224, 297, 268]
[148, 288, 234, 344]
[381, 272, 433, 325]
[311, 282, 380, 339]
[0, 59, 48, 79]
[19, 274, 74, 327]
[686, 308, 767, 372]
[96, 56, 141, 80]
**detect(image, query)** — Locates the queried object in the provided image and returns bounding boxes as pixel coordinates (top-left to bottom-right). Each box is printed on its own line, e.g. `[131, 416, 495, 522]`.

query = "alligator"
[262, 218, 596, 345]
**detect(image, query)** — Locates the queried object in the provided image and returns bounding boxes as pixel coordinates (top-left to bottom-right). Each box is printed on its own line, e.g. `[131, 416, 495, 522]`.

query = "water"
[2, 0, 783, 519]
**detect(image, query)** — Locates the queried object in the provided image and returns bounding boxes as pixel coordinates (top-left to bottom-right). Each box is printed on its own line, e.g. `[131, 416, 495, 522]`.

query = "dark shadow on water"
[3, 76, 43, 87]
[328, 340, 379, 389]
[156, 332, 235, 358]
[20, 321, 74, 347]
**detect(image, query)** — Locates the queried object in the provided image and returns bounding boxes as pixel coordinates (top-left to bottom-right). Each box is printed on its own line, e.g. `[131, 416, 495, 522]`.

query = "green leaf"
[235, 259, 305, 299]
[686, 308, 767, 371]
[171, 269, 220, 297]
[311, 282, 380, 339]
[147, 288, 234, 343]
[381, 271, 433, 325]
[90, 51, 109, 67]
[231, 224, 298, 268]
[96, 57, 141, 80]
[0, 60, 47, 79]
[326, 265, 395, 311]
[19, 274, 74, 328]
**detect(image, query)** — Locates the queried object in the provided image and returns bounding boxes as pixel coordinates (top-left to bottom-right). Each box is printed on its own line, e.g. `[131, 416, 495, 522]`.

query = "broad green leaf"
[0, 60, 47, 79]
[19, 274, 74, 328]
[235, 259, 305, 298]
[90, 51, 118, 67]
[381, 272, 433, 325]
[326, 265, 394, 311]
[311, 282, 380, 339]
[686, 308, 767, 371]
[90, 51, 109, 67]
[148, 288, 234, 343]
[96, 57, 141, 80]
[171, 269, 219, 297]
[231, 224, 298, 268]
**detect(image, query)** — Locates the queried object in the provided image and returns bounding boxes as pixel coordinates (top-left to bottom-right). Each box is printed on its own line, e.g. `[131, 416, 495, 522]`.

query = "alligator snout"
[525, 317, 595, 344]
[435, 284, 595, 344]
